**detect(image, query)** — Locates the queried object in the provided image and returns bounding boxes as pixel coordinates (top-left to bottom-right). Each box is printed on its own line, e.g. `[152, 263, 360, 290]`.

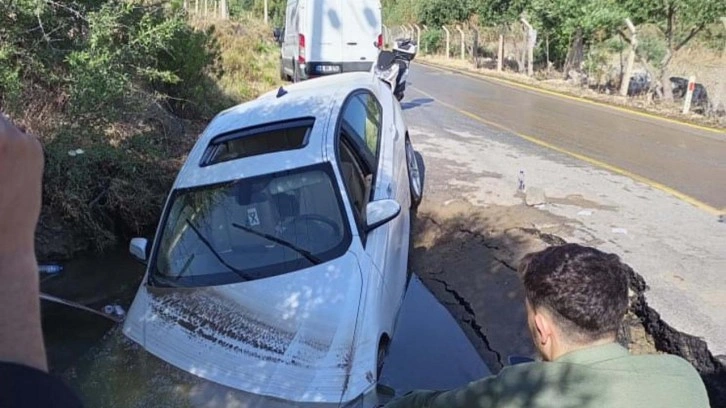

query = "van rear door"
[340, 0, 381, 66]
[307, 0, 343, 66]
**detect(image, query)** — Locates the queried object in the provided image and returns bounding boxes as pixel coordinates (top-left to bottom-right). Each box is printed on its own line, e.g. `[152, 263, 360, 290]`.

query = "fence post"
[620, 18, 637, 97]
[442, 26, 450, 58]
[194, 0, 199, 14]
[497, 31, 504, 72]
[682, 76, 697, 114]
[264, 0, 268, 24]
[456, 25, 465, 60]
[414, 24, 421, 48]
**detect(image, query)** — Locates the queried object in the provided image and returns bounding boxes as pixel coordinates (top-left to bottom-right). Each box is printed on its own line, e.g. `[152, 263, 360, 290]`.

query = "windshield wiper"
[231, 222, 322, 266]
[185, 219, 251, 281]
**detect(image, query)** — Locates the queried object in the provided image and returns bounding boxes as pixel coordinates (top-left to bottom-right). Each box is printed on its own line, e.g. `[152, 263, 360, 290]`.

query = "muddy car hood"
[123, 252, 365, 404]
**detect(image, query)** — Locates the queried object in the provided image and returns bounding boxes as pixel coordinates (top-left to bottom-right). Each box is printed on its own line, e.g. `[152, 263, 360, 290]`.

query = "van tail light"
[377, 34, 383, 49]
[298, 34, 306, 64]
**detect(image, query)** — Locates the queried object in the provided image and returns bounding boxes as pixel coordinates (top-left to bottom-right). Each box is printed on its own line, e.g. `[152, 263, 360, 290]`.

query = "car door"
[336, 90, 405, 333]
[340, 0, 381, 65]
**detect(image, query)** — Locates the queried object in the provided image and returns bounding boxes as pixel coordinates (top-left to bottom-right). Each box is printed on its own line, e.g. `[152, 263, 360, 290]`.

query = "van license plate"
[316, 65, 341, 73]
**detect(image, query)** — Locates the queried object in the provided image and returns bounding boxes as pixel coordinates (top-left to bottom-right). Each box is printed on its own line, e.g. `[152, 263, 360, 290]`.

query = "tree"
[475, 0, 527, 26]
[416, 0, 473, 27]
[528, 0, 626, 73]
[624, 0, 726, 102]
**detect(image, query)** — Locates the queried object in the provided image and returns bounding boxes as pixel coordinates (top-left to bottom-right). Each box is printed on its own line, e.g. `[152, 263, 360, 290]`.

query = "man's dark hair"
[520, 244, 629, 342]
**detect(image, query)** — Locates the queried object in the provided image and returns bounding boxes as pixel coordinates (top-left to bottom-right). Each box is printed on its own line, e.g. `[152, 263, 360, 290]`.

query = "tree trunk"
[521, 18, 535, 77]
[564, 28, 584, 79]
[545, 34, 551, 73]
[619, 18, 637, 97]
[660, 50, 674, 103]
[517, 30, 526, 73]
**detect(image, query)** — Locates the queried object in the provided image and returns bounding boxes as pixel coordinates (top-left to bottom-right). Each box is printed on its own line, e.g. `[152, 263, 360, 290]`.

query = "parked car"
[123, 72, 423, 405]
[280, 0, 383, 82]
[670, 76, 709, 111]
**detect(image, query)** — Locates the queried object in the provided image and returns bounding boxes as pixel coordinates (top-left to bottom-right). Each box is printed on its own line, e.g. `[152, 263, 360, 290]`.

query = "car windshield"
[151, 163, 351, 287]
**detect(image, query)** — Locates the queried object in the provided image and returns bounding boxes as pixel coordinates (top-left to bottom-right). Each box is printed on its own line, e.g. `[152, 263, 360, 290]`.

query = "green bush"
[421, 28, 445, 54]
[416, 0, 473, 27]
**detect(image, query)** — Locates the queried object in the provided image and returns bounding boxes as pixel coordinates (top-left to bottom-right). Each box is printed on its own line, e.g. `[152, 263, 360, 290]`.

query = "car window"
[151, 163, 351, 288]
[338, 140, 372, 224]
[340, 92, 382, 163]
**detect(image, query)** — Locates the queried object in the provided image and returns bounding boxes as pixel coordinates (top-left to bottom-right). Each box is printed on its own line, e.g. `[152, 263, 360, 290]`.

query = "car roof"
[175, 72, 377, 189]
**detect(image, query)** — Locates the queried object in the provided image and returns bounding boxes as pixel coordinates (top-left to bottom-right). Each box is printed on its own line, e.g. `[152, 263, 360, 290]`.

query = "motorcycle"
[373, 38, 418, 101]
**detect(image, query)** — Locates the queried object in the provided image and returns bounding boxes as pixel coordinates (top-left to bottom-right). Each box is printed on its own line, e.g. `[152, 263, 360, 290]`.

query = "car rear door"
[340, 0, 381, 65]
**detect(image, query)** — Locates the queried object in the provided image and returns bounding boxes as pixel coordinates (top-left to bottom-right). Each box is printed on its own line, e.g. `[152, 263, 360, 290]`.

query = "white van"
[280, 0, 382, 81]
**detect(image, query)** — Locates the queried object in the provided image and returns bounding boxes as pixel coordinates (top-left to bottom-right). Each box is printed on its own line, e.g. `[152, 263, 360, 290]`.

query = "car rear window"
[201, 118, 314, 166]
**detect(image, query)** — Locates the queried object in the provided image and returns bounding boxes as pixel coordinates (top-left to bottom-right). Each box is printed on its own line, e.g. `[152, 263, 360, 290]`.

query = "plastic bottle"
[38, 264, 63, 274]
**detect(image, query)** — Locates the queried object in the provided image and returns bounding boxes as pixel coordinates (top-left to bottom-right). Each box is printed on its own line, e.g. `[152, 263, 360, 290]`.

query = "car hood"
[123, 252, 366, 404]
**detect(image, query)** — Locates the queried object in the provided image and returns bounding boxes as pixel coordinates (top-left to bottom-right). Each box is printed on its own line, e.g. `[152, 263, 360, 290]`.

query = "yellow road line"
[410, 85, 723, 216]
[416, 61, 726, 135]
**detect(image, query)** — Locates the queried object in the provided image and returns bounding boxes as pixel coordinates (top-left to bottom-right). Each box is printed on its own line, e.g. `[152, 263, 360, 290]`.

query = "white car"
[123, 72, 423, 405]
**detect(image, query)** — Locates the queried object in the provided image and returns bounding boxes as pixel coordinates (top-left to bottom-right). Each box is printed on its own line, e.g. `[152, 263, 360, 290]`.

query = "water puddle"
[48, 255, 487, 407]
[379, 276, 490, 394]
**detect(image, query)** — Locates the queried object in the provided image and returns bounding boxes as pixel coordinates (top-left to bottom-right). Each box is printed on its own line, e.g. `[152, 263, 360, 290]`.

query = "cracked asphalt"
[402, 63, 726, 368]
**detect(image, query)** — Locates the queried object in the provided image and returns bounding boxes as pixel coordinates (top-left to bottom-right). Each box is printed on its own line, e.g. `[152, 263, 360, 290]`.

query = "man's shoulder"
[496, 351, 704, 386]
[606, 352, 702, 377]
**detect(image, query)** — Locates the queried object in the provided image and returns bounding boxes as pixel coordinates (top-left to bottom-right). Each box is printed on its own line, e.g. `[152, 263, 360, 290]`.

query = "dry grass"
[192, 15, 283, 102]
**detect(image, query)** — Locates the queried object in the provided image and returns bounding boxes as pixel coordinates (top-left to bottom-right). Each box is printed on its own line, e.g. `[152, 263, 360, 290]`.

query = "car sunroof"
[200, 117, 315, 166]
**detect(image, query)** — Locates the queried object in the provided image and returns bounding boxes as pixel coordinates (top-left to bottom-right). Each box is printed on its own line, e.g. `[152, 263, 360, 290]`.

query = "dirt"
[411, 198, 726, 405]
[419, 56, 726, 130]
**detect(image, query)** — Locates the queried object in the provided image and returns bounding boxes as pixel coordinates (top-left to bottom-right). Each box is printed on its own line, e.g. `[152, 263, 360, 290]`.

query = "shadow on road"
[402, 98, 434, 111]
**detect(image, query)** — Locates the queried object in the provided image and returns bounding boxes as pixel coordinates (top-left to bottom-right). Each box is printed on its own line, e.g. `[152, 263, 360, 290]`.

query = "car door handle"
[346, 42, 357, 46]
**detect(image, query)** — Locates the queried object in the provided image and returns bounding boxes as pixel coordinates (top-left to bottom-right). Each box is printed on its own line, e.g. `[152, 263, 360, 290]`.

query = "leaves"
[416, 0, 473, 27]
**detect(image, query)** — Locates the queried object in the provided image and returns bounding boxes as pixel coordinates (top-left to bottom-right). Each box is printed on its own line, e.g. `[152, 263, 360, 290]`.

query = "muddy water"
[43, 251, 487, 407]
[42, 248, 144, 373]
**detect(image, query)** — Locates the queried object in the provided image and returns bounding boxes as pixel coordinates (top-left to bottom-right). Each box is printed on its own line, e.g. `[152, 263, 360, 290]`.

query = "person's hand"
[0, 113, 43, 255]
[0, 113, 47, 371]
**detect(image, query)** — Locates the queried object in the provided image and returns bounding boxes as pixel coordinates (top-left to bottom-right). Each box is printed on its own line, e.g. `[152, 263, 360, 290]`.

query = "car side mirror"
[129, 237, 149, 265]
[365, 199, 401, 232]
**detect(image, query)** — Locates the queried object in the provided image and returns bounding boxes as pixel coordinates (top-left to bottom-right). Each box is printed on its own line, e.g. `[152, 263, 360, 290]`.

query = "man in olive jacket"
[386, 244, 709, 408]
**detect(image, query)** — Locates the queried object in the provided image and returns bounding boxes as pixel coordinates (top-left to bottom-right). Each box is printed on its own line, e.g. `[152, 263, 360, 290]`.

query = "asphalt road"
[408, 63, 726, 211]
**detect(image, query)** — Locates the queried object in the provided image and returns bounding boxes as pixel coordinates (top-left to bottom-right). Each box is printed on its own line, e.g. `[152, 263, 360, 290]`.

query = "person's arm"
[0, 113, 47, 371]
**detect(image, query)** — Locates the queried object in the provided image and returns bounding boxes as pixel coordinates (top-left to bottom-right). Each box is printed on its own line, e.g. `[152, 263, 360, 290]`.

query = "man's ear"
[534, 310, 554, 346]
